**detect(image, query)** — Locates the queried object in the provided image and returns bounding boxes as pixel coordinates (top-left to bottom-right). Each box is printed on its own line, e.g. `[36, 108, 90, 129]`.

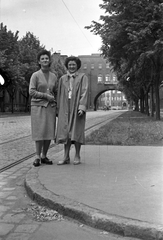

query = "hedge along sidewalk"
[85, 110, 163, 146]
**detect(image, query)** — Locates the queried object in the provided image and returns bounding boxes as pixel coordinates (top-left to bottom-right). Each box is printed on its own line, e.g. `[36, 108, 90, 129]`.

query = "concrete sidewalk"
[25, 145, 163, 240]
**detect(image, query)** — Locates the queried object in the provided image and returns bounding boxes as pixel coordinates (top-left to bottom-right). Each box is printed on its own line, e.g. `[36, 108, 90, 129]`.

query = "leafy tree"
[18, 32, 45, 111]
[86, 0, 163, 119]
[0, 24, 45, 112]
[51, 53, 66, 79]
[0, 23, 20, 112]
[0, 24, 67, 113]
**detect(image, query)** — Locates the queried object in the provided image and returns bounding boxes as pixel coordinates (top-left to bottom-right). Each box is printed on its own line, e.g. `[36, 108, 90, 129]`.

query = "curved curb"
[24, 167, 163, 240]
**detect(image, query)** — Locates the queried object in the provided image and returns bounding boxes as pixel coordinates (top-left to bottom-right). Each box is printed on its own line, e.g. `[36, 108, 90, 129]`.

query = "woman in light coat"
[29, 49, 57, 167]
[56, 56, 89, 165]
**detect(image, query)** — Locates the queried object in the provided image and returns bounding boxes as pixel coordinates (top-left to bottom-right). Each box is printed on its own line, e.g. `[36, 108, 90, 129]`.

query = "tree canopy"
[0, 23, 66, 112]
[86, 0, 163, 119]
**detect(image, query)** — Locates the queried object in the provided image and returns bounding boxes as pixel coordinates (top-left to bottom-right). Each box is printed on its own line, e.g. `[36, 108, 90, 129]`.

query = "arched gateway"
[78, 54, 124, 110]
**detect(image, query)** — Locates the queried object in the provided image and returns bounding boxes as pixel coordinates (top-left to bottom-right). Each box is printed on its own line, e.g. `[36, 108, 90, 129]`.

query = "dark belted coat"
[56, 72, 89, 144]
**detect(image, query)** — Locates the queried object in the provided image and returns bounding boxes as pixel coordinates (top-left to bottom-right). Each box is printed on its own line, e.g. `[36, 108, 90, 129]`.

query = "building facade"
[78, 53, 127, 110]
[99, 90, 127, 110]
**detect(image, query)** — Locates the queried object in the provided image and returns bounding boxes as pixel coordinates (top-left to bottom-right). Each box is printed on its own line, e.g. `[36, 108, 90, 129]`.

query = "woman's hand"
[46, 94, 55, 102]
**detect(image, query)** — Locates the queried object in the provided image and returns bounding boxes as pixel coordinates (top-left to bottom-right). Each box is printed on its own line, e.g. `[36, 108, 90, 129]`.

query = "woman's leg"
[41, 140, 53, 164]
[35, 140, 43, 159]
[57, 139, 71, 165]
[64, 138, 71, 160]
[74, 142, 81, 164]
[33, 140, 43, 167]
[42, 140, 51, 158]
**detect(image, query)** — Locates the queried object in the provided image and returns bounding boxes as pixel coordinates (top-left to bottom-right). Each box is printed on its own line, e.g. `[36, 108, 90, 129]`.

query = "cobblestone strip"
[0, 116, 31, 144]
[0, 160, 40, 240]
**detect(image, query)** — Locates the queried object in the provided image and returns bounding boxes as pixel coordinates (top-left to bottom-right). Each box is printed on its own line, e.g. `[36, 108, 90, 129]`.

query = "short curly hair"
[64, 56, 81, 70]
[37, 49, 51, 62]
[37, 49, 51, 68]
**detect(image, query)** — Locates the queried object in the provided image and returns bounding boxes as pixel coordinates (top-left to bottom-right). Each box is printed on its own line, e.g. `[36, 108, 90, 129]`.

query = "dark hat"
[65, 56, 81, 70]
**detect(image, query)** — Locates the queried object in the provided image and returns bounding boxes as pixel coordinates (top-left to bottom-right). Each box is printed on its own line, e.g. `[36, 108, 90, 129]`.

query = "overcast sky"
[0, 0, 104, 56]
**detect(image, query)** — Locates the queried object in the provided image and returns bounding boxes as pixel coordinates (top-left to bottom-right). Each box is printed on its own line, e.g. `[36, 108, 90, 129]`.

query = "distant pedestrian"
[29, 49, 57, 167]
[56, 56, 89, 165]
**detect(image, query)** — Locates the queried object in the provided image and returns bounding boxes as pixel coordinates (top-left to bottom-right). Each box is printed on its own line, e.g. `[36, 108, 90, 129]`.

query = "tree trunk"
[11, 97, 14, 113]
[140, 98, 144, 113]
[155, 76, 160, 120]
[150, 84, 155, 117]
[7, 87, 16, 113]
[25, 95, 29, 112]
[140, 88, 145, 113]
[145, 93, 149, 116]
[134, 99, 139, 111]
[1, 89, 5, 112]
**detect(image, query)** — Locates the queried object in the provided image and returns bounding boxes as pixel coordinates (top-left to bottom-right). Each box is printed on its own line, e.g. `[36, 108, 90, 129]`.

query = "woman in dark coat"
[29, 49, 57, 167]
[56, 56, 89, 165]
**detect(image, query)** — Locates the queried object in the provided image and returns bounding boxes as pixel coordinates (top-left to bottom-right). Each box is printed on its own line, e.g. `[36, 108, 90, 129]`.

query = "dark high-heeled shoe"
[57, 158, 70, 165]
[33, 158, 41, 167]
[41, 157, 53, 165]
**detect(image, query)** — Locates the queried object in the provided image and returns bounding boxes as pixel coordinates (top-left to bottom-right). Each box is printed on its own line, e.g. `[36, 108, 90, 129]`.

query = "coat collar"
[67, 71, 79, 78]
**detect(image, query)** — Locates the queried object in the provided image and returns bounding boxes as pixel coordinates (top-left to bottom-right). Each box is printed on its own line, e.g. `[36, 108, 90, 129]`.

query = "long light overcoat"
[56, 72, 89, 144]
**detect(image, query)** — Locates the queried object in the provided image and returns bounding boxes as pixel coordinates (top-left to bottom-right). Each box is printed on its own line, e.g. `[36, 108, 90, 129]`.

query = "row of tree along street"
[0, 23, 66, 113]
[86, 0, 163, 120]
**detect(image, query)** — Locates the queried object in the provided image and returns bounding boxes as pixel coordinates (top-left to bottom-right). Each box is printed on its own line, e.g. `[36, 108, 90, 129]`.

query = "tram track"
[0, 119, 109, 173]
[0, 111, 123, 173]
[0, 135, 31, 145]
[0, 143, 56, 173]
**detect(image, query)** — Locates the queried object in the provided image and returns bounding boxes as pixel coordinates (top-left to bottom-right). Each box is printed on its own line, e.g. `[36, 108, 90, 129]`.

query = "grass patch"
[85, 111, 163, 146]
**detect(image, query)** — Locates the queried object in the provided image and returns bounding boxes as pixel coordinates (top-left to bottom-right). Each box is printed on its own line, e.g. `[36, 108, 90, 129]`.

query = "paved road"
[0, 110, 124, 169]
[0, 110, 137, 240]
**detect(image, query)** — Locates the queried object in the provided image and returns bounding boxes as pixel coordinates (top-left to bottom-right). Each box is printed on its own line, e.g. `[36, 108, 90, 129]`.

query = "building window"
[83, 63, 87, 69]
[106, 63, 110, 69]
[98, 63, 102, 69]
[105, 74, 110, 83]
[91, 63, 94, 69]
[113, 74, 117, 82]
[123, 95, 126, 100]
[97, 74, 103, 83]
